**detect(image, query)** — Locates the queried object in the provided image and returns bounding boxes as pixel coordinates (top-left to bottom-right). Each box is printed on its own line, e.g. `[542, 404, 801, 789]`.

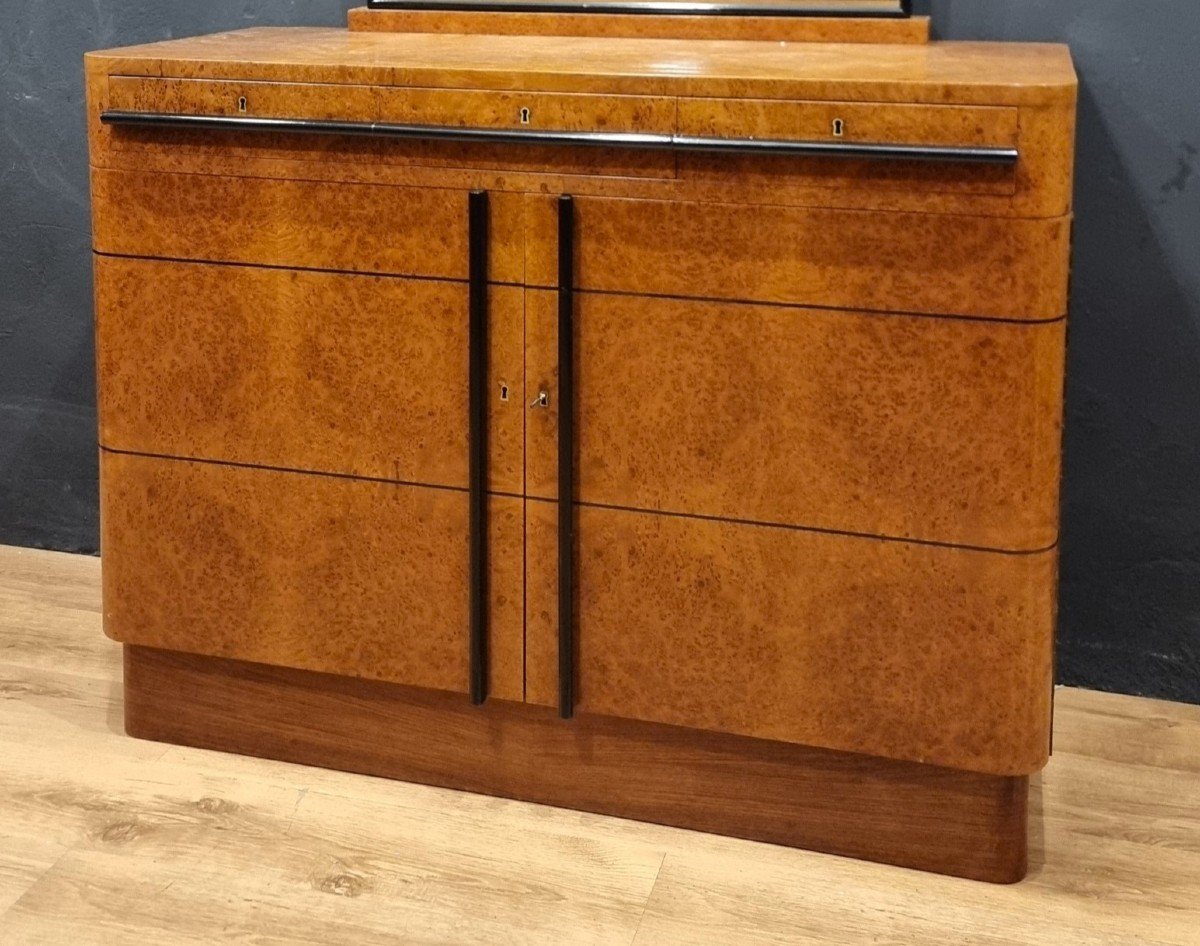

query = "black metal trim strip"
[366, 0, 912, 17]
[468, 190, 489, 706]
[557, 195, 576, 721]
[99, 112, 1018, 165]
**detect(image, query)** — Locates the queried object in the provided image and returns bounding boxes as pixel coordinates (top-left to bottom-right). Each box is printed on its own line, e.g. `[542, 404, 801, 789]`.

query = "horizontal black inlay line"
[93, 252, 1064, 325]
[525, 285, 1067, 327]
[103, 447, 1055, 555]
[365, 0, 912, 19]
[92, 250, 524, 289]
[100, 112, 1017, 165]
[524, 495, 1059, 557]
[99, 446, 525, 501]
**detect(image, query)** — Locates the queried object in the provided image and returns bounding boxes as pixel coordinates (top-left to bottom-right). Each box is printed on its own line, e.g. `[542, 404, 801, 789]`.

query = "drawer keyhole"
[519, 107, 531, 125]
[832, 118, 845, 138]
[237, 96, 248, 113]
[500, 383, 510, 402]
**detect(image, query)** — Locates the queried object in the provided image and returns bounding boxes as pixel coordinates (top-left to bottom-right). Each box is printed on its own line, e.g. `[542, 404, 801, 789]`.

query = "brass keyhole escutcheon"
[832, 118, 845, 138]
[238, 96, 248, 113]
[499, 383, 510, 402]
[519, 107, 531, 125]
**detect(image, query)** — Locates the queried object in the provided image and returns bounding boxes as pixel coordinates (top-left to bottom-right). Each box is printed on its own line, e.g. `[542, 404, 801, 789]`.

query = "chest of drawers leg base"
[124, 644, 1030, 884]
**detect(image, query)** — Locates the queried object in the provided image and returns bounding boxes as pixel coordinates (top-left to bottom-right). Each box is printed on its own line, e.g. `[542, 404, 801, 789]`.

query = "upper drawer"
[90, 167, 524, 281]
[677, 97, 1020, 199]
[527, 195, 1071, 321]
[679, 98, 1020, 151]
[107, 75, 677, 134]
[100, 76, 678, 179]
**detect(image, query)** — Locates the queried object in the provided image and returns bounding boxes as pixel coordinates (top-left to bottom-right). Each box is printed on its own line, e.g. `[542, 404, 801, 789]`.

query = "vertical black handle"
[558, 195, 576, 720]
[468, 190, 489, 705]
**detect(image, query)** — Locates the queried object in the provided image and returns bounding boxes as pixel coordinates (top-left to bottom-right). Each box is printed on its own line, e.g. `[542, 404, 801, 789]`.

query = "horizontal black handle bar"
[365, 0, 912, 18]
[101, 111, 1018, 165]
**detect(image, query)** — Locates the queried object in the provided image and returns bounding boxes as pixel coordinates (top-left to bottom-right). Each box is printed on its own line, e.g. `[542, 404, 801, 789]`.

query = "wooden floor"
[0, 546, 1197, 945]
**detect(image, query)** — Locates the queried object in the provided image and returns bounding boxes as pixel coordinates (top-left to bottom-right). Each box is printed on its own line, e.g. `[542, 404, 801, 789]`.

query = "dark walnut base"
[123, 645, 1029, 883]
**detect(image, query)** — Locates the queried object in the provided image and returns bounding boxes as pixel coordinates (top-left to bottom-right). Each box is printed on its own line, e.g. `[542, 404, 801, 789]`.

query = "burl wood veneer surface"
[108, 75, 678, 135]
[101, 77, 679, 180]
[90, 167, 525, 283]
[95, 256, 524, 495]
[525, 502, 1055, 776]
[526, 195, 1071, 320]
[99, 451, 524, 701]
[526, 291, 1063, 551]
[84, 28, 1076, 106]
[346, 8, 933, 44]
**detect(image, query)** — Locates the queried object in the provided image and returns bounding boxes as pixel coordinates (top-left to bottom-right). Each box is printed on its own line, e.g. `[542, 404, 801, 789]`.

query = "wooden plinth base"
[124, 645, 1028, 883]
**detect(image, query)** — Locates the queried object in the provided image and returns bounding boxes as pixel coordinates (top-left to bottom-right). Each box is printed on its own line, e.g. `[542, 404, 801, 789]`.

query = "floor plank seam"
[628, 853, 668, 946]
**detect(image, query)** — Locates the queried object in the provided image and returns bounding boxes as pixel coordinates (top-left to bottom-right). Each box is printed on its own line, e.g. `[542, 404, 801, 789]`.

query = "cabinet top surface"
[86, 27, 1076, 105]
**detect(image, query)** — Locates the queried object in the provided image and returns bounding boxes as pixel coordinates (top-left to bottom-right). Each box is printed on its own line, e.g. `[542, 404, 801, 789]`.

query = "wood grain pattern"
[678, 96, 1018, 148]
[6, 544, 1198, 945]
[525, 501, 1056, 776]
[95, 256, 524, 494]
[84, 28, 1076, 106]
[525, 290, 1063, 551]
[525, 194, 1072, 320]
[122, 645, 1029, 883]
[90, 167, 525, 283]
[86, 65, 1075, 218]
[102, 76, 679, 179]
[108, 72, 677, 132]
[82, 19, 1076, 884]
[99, 451, 525, 701]
[345, 7, 934, 44]
[675, 95, 1024, 202]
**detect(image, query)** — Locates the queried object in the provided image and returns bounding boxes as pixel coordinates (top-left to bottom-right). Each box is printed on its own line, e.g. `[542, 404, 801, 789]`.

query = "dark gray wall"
[924, 0, 1200, 703]
[0, 1, 355, 550]
[2, 2, 1198, 702]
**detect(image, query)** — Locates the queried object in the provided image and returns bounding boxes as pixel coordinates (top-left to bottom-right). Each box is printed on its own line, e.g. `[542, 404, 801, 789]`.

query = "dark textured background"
[1, 1, 1197, 702]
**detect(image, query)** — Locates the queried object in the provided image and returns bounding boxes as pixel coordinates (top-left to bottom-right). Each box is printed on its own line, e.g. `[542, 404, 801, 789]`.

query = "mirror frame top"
[364, 0, 914, 18]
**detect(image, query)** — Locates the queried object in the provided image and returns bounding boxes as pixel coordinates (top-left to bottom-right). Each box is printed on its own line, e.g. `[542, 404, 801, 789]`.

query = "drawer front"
[91, 167, 525, 281]
[101, 452, 525, 700]
[95, 257, 524, 494]
[100, 77, 677, 179]
[677, 97, 1019, 198]
[677, 98, 1020, 150]
[525, 291, 1062, 551]
[525, 502, 1056, 776]
[108, 76, 676, 135]
[526, 196, 1070, 320]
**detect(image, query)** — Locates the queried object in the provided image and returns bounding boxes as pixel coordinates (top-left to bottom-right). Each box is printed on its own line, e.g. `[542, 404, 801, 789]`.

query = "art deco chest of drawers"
[87, 3, 1076, 883]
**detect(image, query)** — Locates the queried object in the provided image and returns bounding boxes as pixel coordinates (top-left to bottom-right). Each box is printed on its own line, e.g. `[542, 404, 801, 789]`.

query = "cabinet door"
[96, 191, 526, 700]
[102, 451, 525, 700]
[523, 216, 1062, 773]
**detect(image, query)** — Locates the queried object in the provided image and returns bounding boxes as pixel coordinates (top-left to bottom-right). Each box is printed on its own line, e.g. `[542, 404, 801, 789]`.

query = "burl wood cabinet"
[87, 3, 1076, 883]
